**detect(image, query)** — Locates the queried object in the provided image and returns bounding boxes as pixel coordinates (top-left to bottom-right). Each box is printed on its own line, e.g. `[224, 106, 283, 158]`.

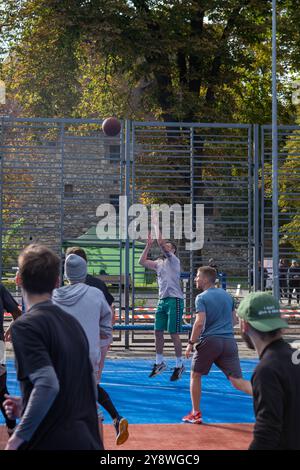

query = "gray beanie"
[65, 254, 87, 283]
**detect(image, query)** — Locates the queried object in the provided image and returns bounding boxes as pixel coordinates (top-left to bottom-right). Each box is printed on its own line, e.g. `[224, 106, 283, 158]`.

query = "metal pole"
[260, 127, 266, 291]
[124, 120, 131, 349]
[253, 124, 260, 291]
[131, 124, 136, 327]
[248, 126, 252, 292]
[190, 127, 194, 329]
[272, 0, 280, 300]
[0, 118, 4, 281]
[119, 121, 125, 323]
[60, 122, 65, 285]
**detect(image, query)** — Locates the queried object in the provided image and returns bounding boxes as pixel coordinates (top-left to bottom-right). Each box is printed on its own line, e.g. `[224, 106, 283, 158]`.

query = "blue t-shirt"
[195, 288, 235, 339]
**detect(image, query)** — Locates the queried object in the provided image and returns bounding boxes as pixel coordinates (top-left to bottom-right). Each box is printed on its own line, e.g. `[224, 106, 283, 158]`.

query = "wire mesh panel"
[130, 122, 252, 344]
[0, 118, 63, 279]
[131, 122, 193, 319]
[0, 117, 254, 348]
[262, 125, 300, 300]
[192, 124, 252, 291]
[0, 117, 124, 310]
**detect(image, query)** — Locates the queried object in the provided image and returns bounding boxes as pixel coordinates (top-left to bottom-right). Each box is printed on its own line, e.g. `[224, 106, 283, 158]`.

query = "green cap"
[237, 292, 288, 332]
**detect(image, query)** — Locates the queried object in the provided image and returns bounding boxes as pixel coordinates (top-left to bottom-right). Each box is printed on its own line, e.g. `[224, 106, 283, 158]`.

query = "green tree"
[0, 0, 297, 123]
[279, 117, 300, 255]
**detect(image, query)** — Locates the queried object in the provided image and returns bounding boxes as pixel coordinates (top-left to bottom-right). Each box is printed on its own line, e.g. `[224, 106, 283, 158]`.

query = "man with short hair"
[139, 229, 185, 382]
[238, 291, 300, 450]
[3, 244, 102, 450]
[183, 266, 252, 424]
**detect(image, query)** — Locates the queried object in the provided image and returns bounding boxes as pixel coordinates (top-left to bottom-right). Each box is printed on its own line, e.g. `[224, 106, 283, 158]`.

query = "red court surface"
[0, 423, 253, 451]
[104, 423, 254, 450]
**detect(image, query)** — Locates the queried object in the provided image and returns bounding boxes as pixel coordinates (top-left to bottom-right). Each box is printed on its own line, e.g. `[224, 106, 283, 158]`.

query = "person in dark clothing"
[0, 284, 22, 436]
[65, 246, 128, 446]
[279, 259, 289, 300]
[3, 244, 103, 450]
[86, 274, 114, 305]
[238, 292, 300, 450]
[288, 260, 300, 305]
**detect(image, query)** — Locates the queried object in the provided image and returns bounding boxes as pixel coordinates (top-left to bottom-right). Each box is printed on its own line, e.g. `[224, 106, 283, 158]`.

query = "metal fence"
[0, 117, 299, 347]
[261, 125, 300, 301]
[0, 117, 124, 320]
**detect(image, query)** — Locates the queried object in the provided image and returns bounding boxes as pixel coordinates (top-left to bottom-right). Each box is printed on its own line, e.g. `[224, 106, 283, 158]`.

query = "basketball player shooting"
[139, 214, 185, 381]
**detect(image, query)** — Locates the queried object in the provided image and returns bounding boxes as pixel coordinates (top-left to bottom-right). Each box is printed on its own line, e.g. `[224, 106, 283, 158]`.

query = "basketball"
[102, 117, 121, 137]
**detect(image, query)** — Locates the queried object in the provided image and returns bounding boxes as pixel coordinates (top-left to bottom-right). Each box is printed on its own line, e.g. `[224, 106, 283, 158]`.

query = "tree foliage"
[0, 0, 298, 122]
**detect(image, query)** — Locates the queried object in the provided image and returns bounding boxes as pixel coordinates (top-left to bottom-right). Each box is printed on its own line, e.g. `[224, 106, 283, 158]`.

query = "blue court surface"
[1, 358, 257, 425]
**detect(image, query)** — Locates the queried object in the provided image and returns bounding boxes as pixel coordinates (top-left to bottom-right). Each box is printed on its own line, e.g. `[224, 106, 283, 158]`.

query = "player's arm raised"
[139, 233, 158, 271]
[152, 210, 171, 257]
[185, 312, 206, 359]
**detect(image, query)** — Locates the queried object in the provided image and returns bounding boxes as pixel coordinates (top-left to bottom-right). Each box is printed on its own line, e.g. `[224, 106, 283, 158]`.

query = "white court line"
[100, 382, 184, 392]
[100, 381, 252, 399]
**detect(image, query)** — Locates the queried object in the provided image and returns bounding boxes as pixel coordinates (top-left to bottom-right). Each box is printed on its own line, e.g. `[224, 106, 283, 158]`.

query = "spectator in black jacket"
[237, 292, 300, 450]
[4, 244, 102, 450]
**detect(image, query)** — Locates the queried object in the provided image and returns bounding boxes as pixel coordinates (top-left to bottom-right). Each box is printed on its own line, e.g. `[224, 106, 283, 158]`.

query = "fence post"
[60, 122, 65, 284]
[248, 126, 253, 292]
[0, 117, 4, 281]
[272, 0, 280, 300]
[189, 127, 195, 328]
[253, 124, 260, 291]
[260, 126, 266, 291]
[124, 120, 131, 349]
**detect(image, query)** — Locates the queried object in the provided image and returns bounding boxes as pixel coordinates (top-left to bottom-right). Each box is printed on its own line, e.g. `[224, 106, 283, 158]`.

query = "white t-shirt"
[155, 253, 184, 299]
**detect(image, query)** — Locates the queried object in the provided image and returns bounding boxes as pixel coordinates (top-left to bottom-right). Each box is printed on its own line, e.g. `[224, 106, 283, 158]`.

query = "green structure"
[63, 226, 146, 281]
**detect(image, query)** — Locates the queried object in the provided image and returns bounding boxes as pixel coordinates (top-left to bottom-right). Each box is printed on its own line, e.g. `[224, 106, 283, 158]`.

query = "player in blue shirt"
[183, 266, 252, 424]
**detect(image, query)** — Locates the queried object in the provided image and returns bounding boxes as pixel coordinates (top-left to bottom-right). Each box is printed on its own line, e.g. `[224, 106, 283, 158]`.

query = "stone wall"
[1, 122, 121, 269]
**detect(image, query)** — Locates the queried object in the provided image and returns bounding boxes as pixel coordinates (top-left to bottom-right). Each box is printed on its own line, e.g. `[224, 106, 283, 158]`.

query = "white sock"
[176, 357, 183, 368]
[156, 354, 164, 365]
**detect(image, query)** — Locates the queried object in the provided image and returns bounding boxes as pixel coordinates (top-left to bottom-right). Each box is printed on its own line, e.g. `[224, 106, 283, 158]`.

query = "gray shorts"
[191, 336, 242, 379]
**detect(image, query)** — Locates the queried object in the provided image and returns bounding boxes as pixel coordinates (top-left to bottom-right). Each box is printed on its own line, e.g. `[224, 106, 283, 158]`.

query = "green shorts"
[155, 297, 184, 334]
